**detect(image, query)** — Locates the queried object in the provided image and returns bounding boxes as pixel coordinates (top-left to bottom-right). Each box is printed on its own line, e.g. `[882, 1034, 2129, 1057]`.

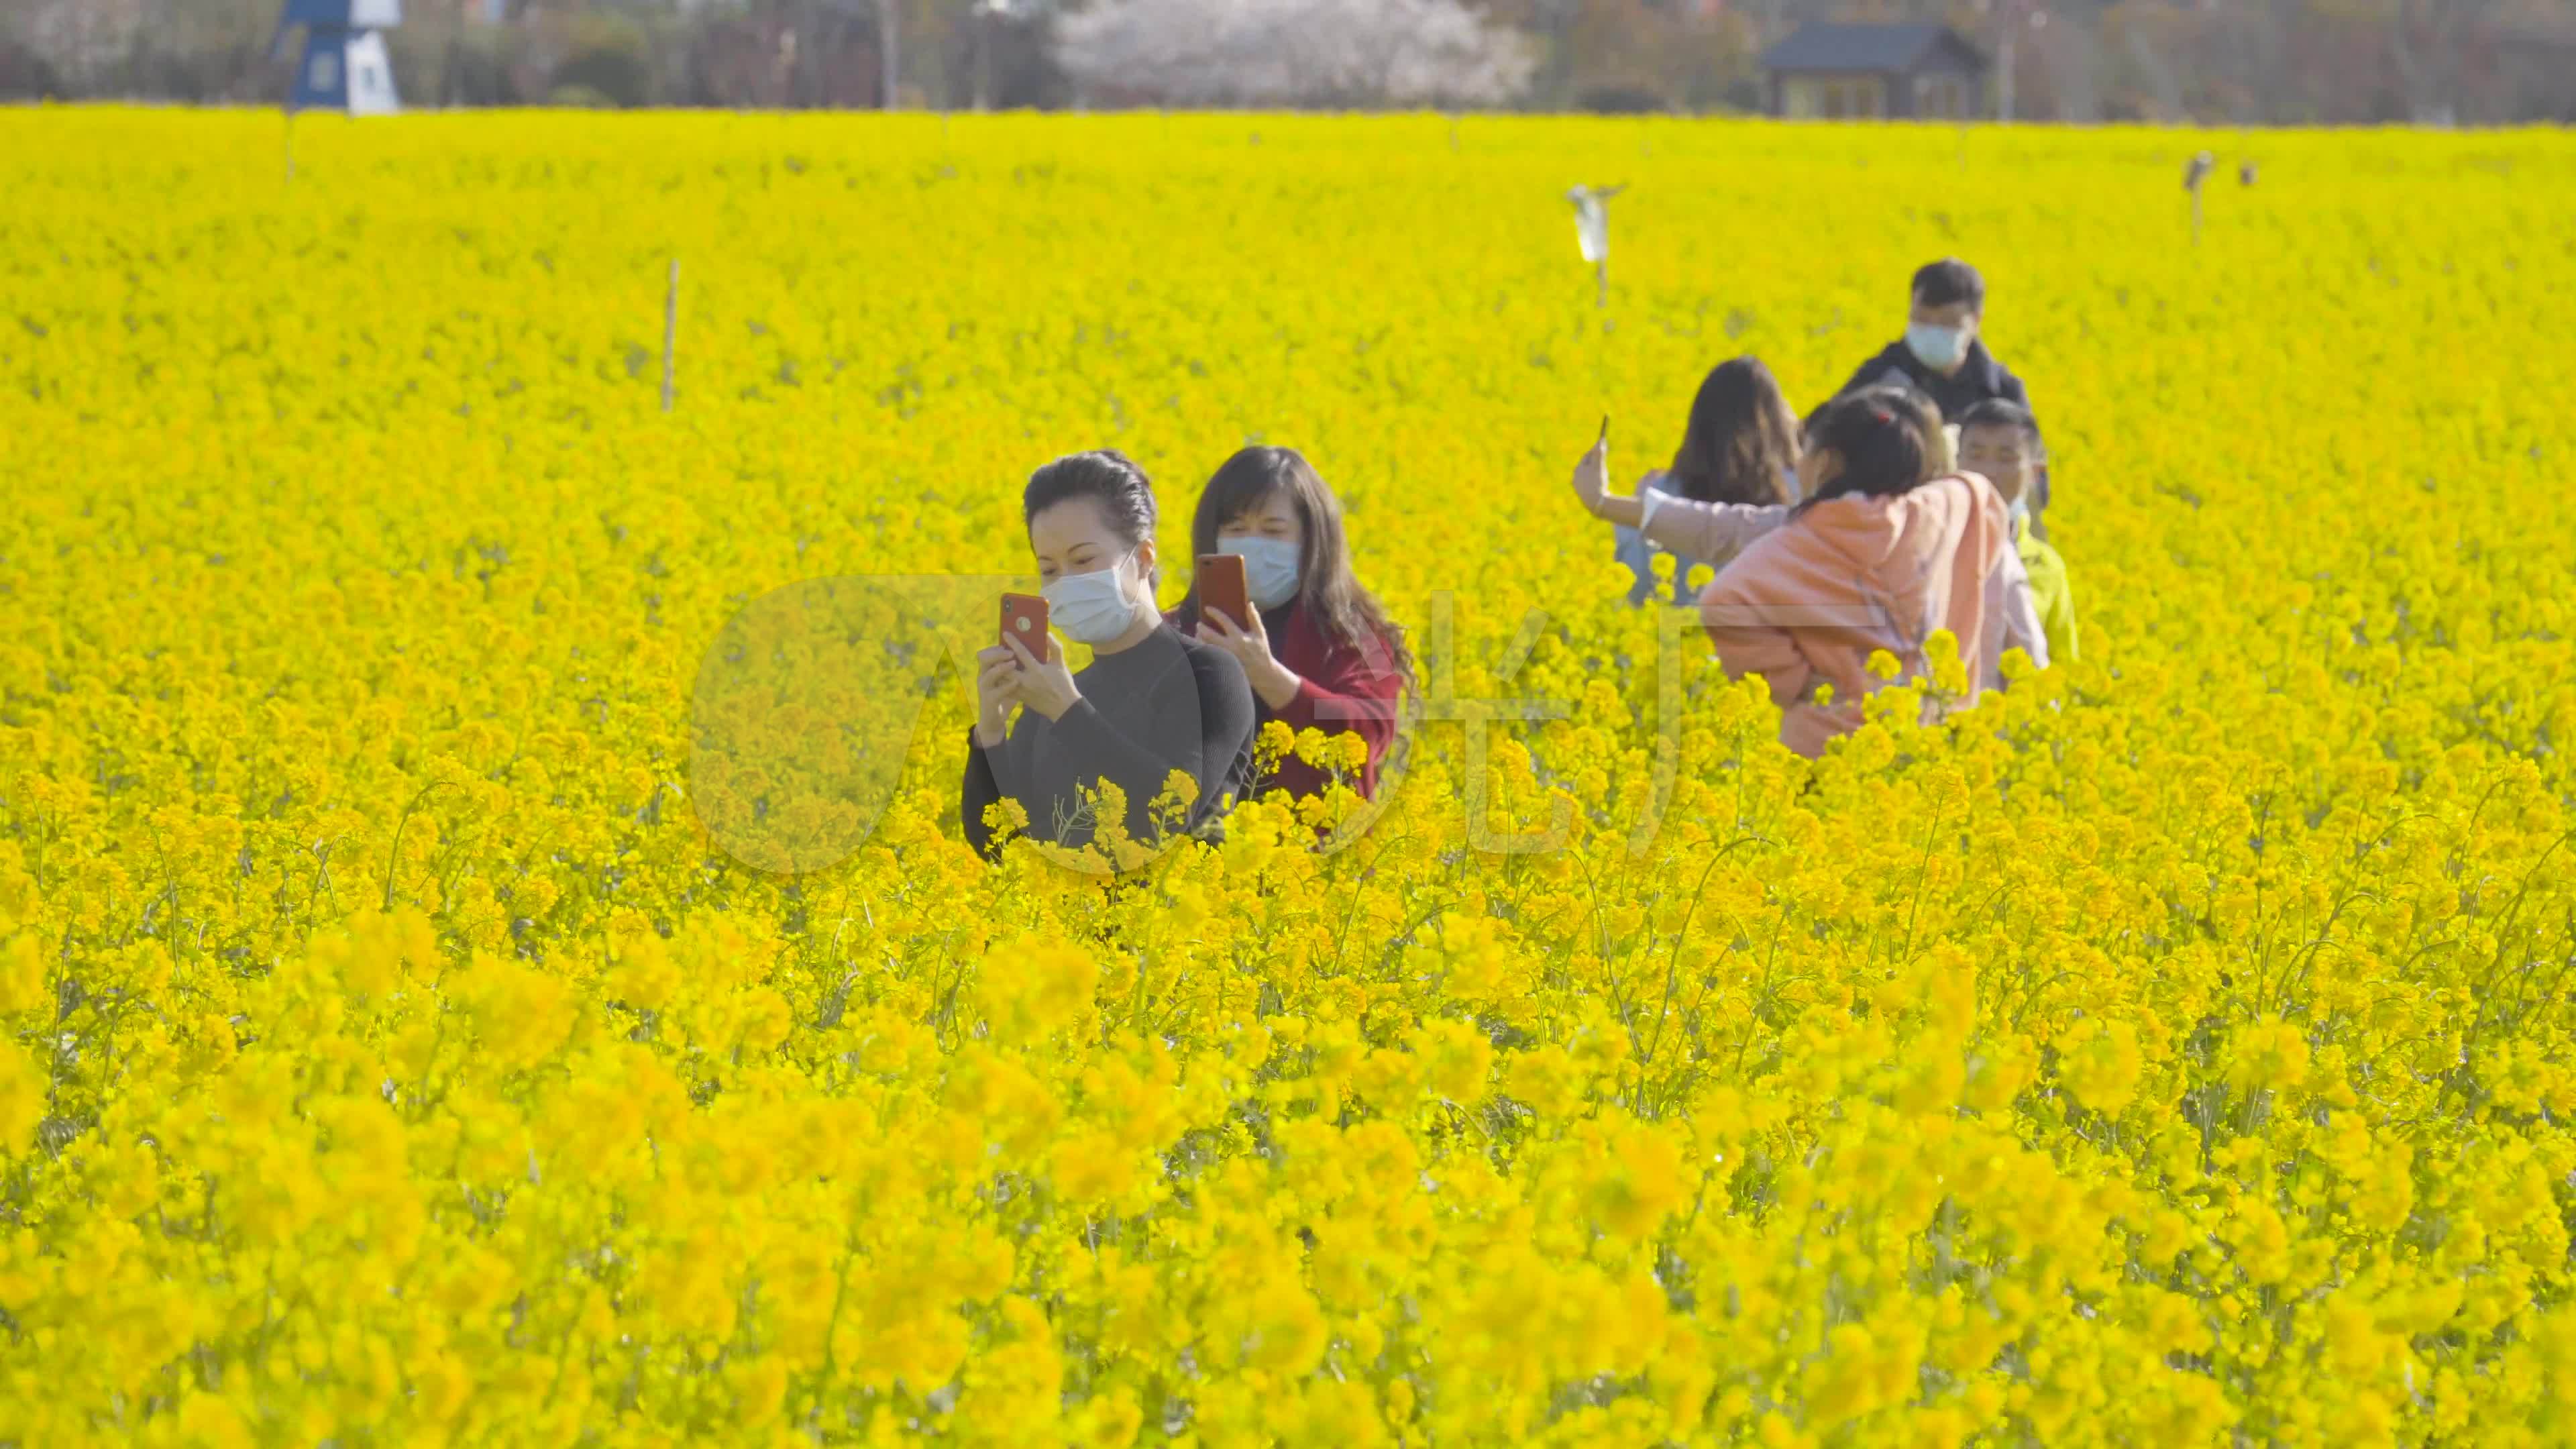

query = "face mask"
[1041, 556, 1142, 645]
[1906, 322, 1968, 372]
[1220, 535, 1302, 610]
[2006, 497, 2030, 532]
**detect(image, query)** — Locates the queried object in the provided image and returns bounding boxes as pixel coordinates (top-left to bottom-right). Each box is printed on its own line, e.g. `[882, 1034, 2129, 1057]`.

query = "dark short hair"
[1911, 258, 1986, 311]
[1797, 398, 1836, 444]
[1958, 398, 2044, 447]
[1024, 449, 1159, 582]
[1024, 449, 1155, 541]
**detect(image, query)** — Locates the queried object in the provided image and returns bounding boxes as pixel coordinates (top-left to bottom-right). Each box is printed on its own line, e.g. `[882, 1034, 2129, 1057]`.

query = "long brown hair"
[1667, 357, 1800, 506]
[1175, 447, 1416, 690]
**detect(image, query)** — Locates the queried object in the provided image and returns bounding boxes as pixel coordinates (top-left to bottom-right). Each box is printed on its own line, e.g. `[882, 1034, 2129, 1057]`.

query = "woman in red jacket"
[1168, 447, 1413, 804]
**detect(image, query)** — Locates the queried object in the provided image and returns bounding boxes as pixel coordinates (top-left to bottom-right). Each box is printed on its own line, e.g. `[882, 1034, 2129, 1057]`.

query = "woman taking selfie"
[1695, 390, 2035, 759]
[1569, 356, 1803, 606]
[961, 450, 1256, 861]
[1168, 446, 1413, 803]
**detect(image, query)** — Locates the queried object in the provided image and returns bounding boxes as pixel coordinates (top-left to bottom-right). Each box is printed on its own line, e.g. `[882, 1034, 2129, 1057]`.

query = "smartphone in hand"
[1000, 592, 1051, 664]
[1197, 552, 1250, 630]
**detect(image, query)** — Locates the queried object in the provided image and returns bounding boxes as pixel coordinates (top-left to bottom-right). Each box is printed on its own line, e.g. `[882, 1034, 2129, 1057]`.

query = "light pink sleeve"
[1982, 535, 2047, 687]
[1640, 498, 1793, 567]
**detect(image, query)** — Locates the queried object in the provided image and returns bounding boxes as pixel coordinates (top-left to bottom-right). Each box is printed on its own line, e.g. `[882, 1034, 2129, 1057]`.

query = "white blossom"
[1055, 0, 1535, 109]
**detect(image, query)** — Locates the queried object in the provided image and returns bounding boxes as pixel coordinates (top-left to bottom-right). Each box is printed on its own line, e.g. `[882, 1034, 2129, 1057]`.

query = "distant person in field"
[1959, 398, 2079, 665]
[1696, 390, 2039, 758]
[1837, 258, 2047, 522]
[1569, 356, 1804, 607]
[963, 450, 1255, 862]
[1167, 446, 1413, 804]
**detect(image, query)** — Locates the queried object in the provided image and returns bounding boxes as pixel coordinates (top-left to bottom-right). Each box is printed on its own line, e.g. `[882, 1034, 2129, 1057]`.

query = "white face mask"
[1906, 321, 1970, 372]
[1041, 555, 1143, 645]
[1220, 535, 1301, 610]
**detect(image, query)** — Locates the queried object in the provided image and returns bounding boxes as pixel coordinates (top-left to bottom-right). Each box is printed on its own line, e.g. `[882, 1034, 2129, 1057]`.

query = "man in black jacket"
[1835, 257, 2049, 515]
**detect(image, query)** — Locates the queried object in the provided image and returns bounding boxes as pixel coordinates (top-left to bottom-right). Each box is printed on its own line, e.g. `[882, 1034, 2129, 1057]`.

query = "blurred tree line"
[1, 0, 2569, 122]
[0, 0, 1064, 110]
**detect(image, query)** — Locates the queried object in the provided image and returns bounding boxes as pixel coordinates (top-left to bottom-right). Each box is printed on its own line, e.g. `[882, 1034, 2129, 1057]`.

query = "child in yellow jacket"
[1958, 398, 2080, 665]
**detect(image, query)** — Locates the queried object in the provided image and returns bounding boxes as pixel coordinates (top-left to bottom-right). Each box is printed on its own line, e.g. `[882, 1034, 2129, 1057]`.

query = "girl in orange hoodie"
[1694, 390, 2037, 759]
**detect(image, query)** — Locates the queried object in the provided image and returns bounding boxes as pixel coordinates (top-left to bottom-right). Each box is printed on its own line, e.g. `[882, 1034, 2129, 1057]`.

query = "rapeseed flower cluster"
[2, 109, 2574, 1445]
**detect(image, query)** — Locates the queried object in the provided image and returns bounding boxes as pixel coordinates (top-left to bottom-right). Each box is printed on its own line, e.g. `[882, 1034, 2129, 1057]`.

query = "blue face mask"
[1219, 535, 1302, 610]
[1906, 321, 1969, 372]
[1041, 555, 1144, 645]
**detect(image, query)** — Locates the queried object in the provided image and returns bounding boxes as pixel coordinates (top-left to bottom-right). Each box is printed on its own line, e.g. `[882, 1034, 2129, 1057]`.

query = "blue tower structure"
[276, 0, 402, 115]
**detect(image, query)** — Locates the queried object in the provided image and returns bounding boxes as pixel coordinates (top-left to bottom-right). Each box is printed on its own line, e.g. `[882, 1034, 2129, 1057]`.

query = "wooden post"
[284, 113, 297, 184]
[660, 258, 679, 413]
[2184, 151, 2215, 248]
[877, 0, 900, 111]
[973, 3, 994, 113]
[1998, 25, 2015, 123]
[1595, 258, 1607, 311]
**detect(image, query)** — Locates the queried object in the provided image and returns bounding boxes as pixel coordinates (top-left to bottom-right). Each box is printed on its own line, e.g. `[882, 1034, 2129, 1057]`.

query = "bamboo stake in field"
[284, 113, 296, 185]
[661, 258, 679, 413]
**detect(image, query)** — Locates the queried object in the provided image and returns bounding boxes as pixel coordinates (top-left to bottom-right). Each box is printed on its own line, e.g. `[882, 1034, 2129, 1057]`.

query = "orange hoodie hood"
[1798, 473, 2005, 653]
[1697, 472, 2011, 756]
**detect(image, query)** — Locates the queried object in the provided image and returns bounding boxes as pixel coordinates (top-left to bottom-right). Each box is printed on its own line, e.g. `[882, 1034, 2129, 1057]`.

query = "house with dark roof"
[1759, 23, 1988, 120]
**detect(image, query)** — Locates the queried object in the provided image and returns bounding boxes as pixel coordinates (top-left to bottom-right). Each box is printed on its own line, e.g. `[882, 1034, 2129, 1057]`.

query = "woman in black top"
[961, 450, 1256, 863]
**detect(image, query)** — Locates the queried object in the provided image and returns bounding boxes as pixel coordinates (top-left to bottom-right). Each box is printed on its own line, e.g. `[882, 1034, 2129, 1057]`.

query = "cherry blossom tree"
[1054, 0, 1536, 107]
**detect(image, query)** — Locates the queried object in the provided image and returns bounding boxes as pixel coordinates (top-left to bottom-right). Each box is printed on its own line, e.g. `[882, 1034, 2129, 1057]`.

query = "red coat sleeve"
[1270, 614, 1405, 769]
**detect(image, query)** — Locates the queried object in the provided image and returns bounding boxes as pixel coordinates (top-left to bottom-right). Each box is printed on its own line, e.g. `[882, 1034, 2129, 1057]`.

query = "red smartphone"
[1197, 553, 1250, 630]
[1000, 592, 1051, 663]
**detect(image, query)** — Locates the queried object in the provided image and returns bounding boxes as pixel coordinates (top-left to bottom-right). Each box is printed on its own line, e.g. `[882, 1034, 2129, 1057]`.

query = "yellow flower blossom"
[1, 107, 2573, 1448]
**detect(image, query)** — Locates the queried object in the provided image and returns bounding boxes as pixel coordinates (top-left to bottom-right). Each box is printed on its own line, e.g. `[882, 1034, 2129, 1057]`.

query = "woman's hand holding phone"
[1570, 415, 1613, 518]
[978, 591, 1077, 741]
[1002, 631, 1081, 722]
[1197, 606, 1300, 710]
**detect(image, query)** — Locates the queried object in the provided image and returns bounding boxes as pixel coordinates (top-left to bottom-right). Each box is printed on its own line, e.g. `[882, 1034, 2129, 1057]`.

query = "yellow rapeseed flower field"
[3, 107, 2575, 1446]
